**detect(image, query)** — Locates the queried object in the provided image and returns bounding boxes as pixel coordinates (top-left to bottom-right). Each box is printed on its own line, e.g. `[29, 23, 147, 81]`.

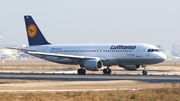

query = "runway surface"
[0, 72, 180, 83]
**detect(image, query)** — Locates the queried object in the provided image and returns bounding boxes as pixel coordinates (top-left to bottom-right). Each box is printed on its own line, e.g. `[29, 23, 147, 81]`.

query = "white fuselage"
[24, 43, 166, 66]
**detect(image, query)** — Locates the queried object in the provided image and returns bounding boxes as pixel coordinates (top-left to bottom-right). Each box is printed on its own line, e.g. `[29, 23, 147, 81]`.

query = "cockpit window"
[147, 49, 160, 52]
[154, 49, 159, 52]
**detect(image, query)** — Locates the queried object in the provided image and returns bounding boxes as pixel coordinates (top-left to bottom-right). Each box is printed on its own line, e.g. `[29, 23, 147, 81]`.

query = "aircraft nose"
[159, 52, 167, 62]
[162, 53, 167, 61]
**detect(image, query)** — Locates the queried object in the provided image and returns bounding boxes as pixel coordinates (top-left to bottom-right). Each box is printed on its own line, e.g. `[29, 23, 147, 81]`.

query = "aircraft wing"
[5, 47, 107, 61]
[26, 51, 107, 61]
[5, 47, 36, 52]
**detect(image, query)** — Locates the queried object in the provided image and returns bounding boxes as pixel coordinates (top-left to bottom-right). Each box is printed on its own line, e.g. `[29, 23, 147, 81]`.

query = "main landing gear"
[77, 68, 86, 75]
[103, 66, 111, 74]
[142, 64, 147, 75]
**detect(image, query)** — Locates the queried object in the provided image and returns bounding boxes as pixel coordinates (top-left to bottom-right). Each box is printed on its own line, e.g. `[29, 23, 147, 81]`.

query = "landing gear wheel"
[142, 70, 147, 75]
[103, 68, 111, 74]
[141, 64, 147, 75]
[77, 68, 86, 75]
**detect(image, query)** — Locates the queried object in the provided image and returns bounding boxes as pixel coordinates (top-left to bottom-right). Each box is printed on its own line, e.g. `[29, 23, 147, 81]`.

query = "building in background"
[170, 42, 180, 60]
[171, 42, 180, 57]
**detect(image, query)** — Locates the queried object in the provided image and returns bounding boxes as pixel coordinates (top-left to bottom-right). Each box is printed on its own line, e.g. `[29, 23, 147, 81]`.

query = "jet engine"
[119, 65, 140, 71]
[83, 59, 103, 71]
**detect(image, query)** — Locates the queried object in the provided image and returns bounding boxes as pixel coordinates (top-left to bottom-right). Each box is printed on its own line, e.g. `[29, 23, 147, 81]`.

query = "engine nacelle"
[120, 65, 140, 71]
[83, 59, 103, 71]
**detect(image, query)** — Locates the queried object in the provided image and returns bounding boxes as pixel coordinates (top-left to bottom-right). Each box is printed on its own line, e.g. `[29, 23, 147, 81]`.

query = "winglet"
[24, 15, 50, 46]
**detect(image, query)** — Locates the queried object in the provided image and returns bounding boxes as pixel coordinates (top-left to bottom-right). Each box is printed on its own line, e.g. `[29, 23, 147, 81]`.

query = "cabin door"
[136, 46, 142, 57]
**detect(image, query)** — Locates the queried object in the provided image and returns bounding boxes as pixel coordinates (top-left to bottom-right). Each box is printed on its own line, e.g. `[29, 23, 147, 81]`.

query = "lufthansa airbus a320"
[8, 15, 167, 75]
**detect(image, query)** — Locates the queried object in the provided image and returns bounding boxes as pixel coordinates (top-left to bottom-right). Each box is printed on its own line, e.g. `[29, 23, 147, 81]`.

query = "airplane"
[7, 15, 167, 75]
[0, 54, 16, 60]
[0, 46, 17, 60]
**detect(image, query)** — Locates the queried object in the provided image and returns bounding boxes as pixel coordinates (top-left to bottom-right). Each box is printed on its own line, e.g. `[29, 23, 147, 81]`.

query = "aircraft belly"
[116, 58, 163, 65]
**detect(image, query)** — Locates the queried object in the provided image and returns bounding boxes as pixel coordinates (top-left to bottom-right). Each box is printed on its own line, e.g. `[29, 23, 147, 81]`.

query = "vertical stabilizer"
[24, 15, 50, 46]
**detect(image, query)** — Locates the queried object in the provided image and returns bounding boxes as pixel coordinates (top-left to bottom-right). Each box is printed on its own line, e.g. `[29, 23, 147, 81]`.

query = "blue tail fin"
[24, 15, 50, 46]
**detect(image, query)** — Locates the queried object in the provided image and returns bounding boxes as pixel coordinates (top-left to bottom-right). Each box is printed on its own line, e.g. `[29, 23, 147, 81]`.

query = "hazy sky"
[0, 0, 180, 50]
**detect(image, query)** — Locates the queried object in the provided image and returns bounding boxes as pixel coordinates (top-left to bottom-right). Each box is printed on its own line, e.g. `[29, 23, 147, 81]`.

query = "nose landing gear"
[142, 64, 147, 75]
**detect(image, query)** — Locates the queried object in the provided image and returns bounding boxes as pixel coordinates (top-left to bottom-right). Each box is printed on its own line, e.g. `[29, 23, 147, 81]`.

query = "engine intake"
[83, 59, 103, 71]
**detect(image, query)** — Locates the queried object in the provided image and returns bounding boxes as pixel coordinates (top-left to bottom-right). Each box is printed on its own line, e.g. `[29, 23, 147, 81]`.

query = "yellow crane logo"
[28, 24, 37, 38]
